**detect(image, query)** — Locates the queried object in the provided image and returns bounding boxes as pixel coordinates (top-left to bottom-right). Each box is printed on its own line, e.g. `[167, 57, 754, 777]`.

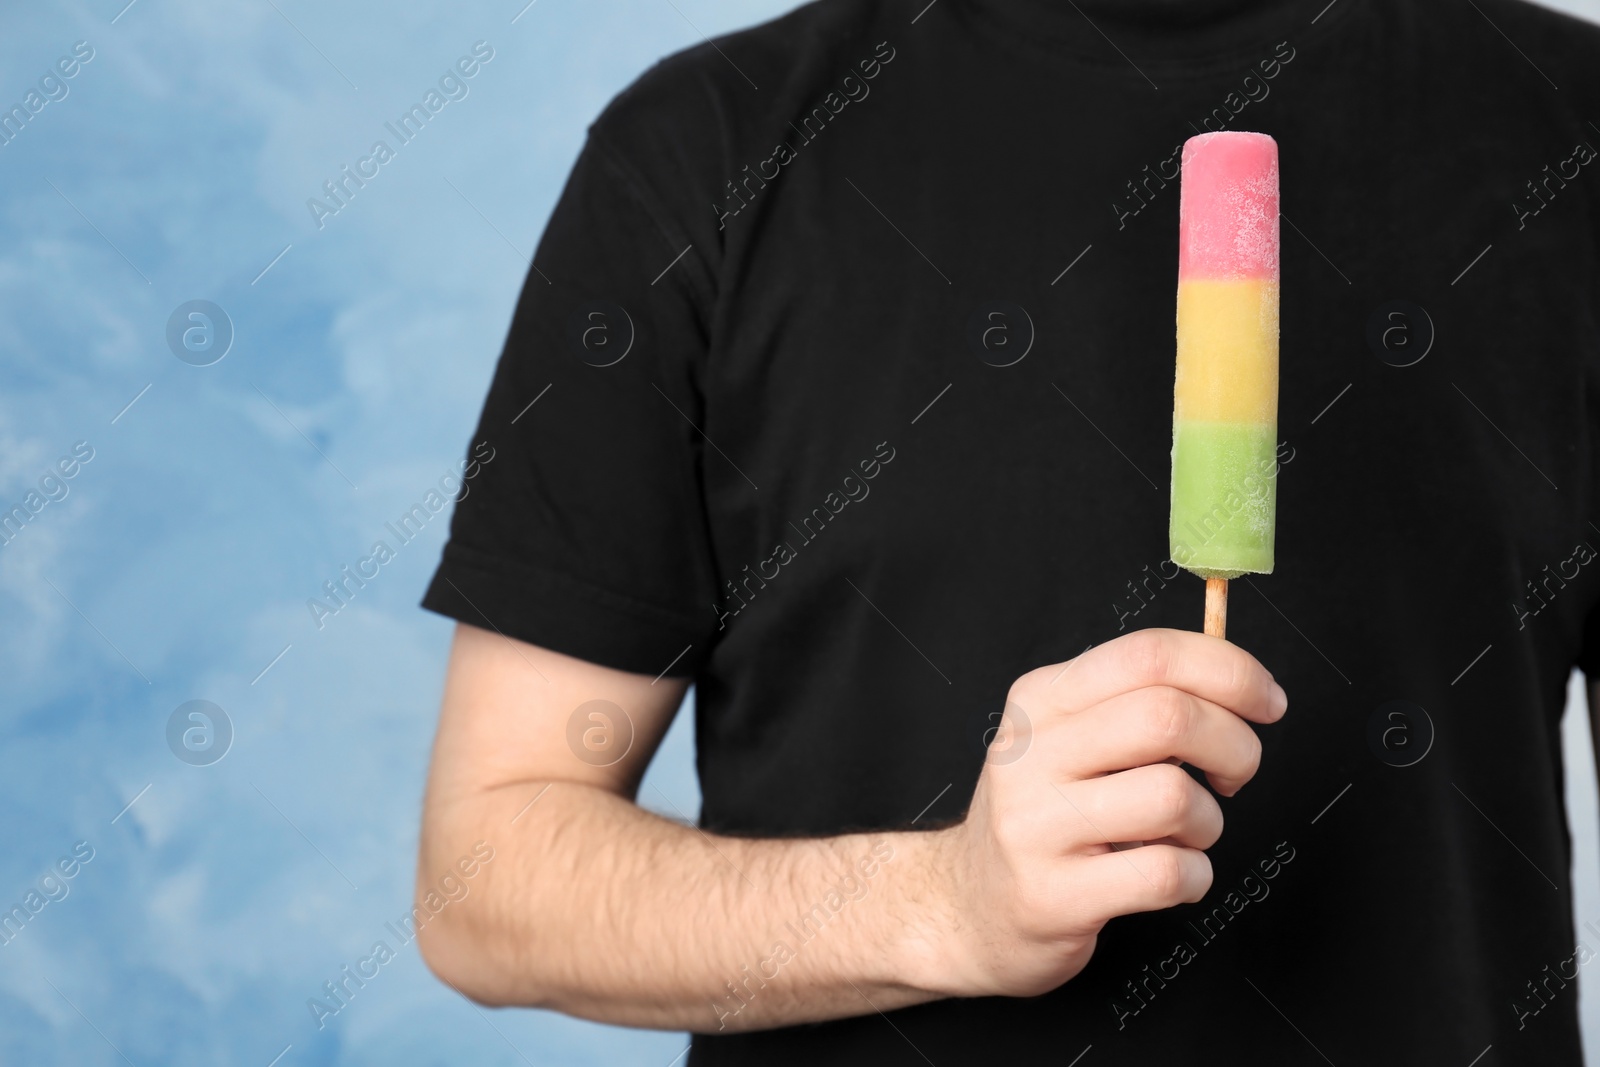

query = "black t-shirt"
[422, 0, 1600, 1061]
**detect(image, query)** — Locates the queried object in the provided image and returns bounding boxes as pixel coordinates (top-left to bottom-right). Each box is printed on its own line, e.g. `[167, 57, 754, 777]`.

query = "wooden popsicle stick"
[1204, 578, 1228, 639]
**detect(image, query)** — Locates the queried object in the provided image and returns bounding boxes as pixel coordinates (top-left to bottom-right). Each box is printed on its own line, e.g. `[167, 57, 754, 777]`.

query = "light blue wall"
[0, 1, 781, 1063]
[0, 1, 1596, 1064]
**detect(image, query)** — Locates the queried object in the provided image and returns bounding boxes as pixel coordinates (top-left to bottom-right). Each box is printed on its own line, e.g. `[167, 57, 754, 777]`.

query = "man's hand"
[917, 628, 1288, 999]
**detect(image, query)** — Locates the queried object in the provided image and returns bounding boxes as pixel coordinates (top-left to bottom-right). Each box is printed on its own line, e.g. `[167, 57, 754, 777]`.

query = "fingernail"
[1270, 683, 1288, 719]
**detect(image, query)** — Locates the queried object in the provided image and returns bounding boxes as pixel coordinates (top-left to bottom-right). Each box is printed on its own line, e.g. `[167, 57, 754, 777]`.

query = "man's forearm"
[416, 781, 957, 1032]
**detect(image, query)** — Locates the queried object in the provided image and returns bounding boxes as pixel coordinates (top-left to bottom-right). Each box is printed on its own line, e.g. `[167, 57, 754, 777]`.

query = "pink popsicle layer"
[1178, 132, 1279, 281]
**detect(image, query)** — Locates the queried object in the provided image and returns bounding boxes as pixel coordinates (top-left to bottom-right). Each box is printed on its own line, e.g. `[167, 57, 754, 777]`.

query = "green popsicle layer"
[1169, 420, 1277, 579]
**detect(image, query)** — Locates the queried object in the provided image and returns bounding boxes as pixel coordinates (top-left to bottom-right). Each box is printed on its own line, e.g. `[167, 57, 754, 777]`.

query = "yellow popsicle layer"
[1173, 278, 1279, 425]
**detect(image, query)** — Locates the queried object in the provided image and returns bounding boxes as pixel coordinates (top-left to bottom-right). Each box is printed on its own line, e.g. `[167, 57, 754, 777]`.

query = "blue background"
[1, 1, 1597, 1064]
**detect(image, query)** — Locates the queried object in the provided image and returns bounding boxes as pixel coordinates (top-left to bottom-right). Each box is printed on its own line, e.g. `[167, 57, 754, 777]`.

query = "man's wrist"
[872, 824, 975, 1000]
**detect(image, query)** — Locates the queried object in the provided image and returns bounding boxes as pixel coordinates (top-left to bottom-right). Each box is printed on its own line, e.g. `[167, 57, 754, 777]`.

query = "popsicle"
[1168, 131, 1280, 638]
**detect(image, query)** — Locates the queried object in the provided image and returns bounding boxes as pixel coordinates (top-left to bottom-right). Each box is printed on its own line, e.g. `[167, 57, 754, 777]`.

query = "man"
[415, 0, 1600, 1061]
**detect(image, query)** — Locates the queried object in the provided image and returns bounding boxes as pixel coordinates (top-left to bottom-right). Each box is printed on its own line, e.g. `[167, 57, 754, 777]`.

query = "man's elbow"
[415, 903, 541, 1008]
[412, 833, 553, 1009]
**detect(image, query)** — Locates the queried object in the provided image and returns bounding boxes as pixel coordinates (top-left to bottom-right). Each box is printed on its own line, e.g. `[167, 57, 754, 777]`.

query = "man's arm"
[416, 622, 1287, 1033]
[415, 623, 949, 1032]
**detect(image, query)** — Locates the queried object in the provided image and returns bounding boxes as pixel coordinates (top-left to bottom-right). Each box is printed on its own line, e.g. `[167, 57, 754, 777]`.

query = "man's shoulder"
[1469, 0, 1600, 40]
[589, 0, 900, 156]
[1429, 0, 1600, 74]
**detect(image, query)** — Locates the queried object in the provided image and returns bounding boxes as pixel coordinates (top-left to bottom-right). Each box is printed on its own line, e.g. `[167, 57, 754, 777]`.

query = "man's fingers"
[1047, 686, 1264, 795]
[1016, 628, 1287, 724]
[1051, 764, 1224, 852]
[1070, 843, 1215, 924]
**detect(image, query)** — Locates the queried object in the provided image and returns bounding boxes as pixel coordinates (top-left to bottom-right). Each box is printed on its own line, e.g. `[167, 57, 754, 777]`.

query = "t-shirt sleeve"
[421, 127, 720, 679]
